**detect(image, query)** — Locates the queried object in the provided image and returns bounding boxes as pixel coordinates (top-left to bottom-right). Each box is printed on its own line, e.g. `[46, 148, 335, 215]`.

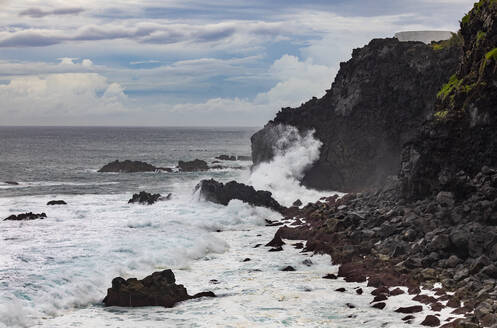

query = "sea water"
[0, 127, 460, 327]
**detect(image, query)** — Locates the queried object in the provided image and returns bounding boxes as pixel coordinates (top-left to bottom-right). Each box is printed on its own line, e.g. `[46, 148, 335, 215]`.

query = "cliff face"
[252, 37, 461, 192]
[400, 0, 497, 200]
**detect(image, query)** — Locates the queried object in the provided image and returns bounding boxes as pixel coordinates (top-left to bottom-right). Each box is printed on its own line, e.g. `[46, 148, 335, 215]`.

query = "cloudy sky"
[0, 0, 475, 126]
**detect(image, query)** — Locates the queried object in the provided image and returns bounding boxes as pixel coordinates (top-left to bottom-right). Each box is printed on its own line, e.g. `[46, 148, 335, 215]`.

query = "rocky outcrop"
[196, 179, 285, 213]
[4, 212, 46, 221]
[47, 200, 67, 205]
[252, 36, 461, 192]
[400, 0, 497, 200]
[98, 160, 157, 173]
[178, 159, 209, 172]
[128, 191, 167, 205]
[103, 269, 215, 308]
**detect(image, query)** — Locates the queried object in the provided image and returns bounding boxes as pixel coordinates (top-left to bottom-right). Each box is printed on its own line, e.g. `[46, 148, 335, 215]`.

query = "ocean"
[0, 127, 456, 327]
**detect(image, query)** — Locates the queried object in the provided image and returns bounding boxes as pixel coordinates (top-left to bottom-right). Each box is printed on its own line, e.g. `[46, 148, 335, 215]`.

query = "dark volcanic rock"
[252, 37, 461, 192]
[103, 269, 215, 307]
[195, 179, 285, 213]
[178, 159, 209, 172]
[395, 305, 423, 314]
[372, 302, 386, 310]
[4, 212, 46, 221]
[421, 315, 441, 327]
[4, 181, 19, 185]
[400, 1, 497, 200]
[98, 160, 157, 173]
[128, 191, 163, 205]
[215, 155, 236, 161]
[47, 200, 67, 205]
[323, 273, 338, 279]
[281, 266, 296, 271]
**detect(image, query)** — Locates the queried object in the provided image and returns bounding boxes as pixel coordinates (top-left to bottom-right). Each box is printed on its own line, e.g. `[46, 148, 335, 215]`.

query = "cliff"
[400, 0, 497, 200]
[252, 37, 461, 192]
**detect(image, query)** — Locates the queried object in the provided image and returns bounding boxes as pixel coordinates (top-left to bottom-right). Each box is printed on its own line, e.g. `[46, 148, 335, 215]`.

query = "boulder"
[47, 200, 67, 205]
[394, 305, 423, 313]
[4, 212, 46, 221]
[421, 315, 440, 327]
[128, 191, 163, 205]
[103, 269, 215, 308]
[178, 159, 209, 172]
[195, 179, 285, 213]
[98, 160, 157, 173]
[215, 155, 236, 161]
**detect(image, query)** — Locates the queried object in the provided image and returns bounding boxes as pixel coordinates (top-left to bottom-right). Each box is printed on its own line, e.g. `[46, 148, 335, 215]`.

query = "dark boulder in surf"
[128, 191, 165, 205]
[47, 200, 67, 205]
[195, 179, 285, 213]
[103, 269, 215, 308]
[215, 155, 236, 161]
[4, 181, 19, 185]
[98, 160, 157, 173]
[178, 159, 209, 172]
[4, 212, 47, 221]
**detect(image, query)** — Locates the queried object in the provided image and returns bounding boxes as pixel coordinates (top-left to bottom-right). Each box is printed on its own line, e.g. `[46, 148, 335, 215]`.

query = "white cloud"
[0, 73, 129, 124]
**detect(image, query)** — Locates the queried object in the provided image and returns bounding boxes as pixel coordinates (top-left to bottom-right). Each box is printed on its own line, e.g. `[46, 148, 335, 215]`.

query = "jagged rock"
[128, 191, 166, 205]
[292, 199, 303, 207]
[178, 159, 209, 172]
[421, 315, 441, 327]
[195, 179, 285, 213]
[98, 160, 157, 173]
[265, 232, 285, 247]
[252, 36, 461, 192]
[47, 200, 67, 205]
[215, 155, 236, 161]
[102, 269, 215, 308]
[4, 212, 46, 221]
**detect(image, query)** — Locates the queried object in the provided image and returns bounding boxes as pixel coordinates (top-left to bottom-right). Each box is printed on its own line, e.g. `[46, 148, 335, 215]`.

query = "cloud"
[0, 73, 128, 124]
[19, 7, 85, 18]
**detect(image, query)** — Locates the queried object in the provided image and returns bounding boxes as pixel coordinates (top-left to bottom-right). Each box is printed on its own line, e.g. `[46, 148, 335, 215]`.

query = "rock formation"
[178, 159, 209, 172]
[98, 160, 157, 173]
[128, 191, 164, 205]
[103, 269, 215, 308]
[252, 36, 462, 192]
[196, 179, 285, 213]
[4, 212, 47, 221]
[400, 0, 497, 200]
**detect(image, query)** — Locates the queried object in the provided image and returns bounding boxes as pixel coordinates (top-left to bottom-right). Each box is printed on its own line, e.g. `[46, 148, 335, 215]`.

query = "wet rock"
[128, 191, 162, 205]
[302, 259, 313, 267]
[102, 269, 214, 308]
[178, 159, 209, 172]
[47, 200, 67, 205]
[215, 155, 236, 161]
[4, 181, 18, 185]
[281, 266, 296, 272]
[253, 244, 262, 248]
[402, 315, 415, 321]
[293, 199, 303, 207]
[335, 288, 346, 292]
[390, 288, 405, 296]
[372, 295, 388, 302]
[196, 179, 285, 213]
[266, 232, 285, 247]
[243, 258, 251, 262]
[323, 274, 338, 280]
[293, 242, 304, 249]
[4, 212, 47, 221]
[346, 303, 356, 308]
[356, 288, 363, 295]
[394, 305, 423, 314]
[269, 246, 283, 252]
[372, 302, 386, 309]
[98, 160, 157, 173]
[421, 315, 440, 327]
[191, 291, 216, 299]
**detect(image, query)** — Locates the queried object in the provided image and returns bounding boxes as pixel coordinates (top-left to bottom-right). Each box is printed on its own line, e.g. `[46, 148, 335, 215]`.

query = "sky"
[0, 0, 476, 127]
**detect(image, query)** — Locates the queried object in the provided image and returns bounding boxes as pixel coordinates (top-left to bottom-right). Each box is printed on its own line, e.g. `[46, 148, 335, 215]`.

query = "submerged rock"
[128, 191, 164, 205]
[195, 179, 285, 213]
[98, 160, 157, 173]
[178, 159, 209, 172]
[103, 269, 215, 308]
[47, 200, 67, 205]
[215, 155, 236, 161]
[4, 212, 46, 221]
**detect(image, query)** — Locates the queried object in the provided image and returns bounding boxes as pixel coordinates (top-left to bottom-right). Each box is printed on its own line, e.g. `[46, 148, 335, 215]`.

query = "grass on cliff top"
[431, 32, 463, 51]
[462, 0, 497, 26]
[485, 48, 497, 60]
[437, 74, 462, 99]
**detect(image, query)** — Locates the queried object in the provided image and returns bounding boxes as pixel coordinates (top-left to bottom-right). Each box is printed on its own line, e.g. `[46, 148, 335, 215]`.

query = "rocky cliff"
[400, 0, 497, 200]
[252, 36, 461, 192]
